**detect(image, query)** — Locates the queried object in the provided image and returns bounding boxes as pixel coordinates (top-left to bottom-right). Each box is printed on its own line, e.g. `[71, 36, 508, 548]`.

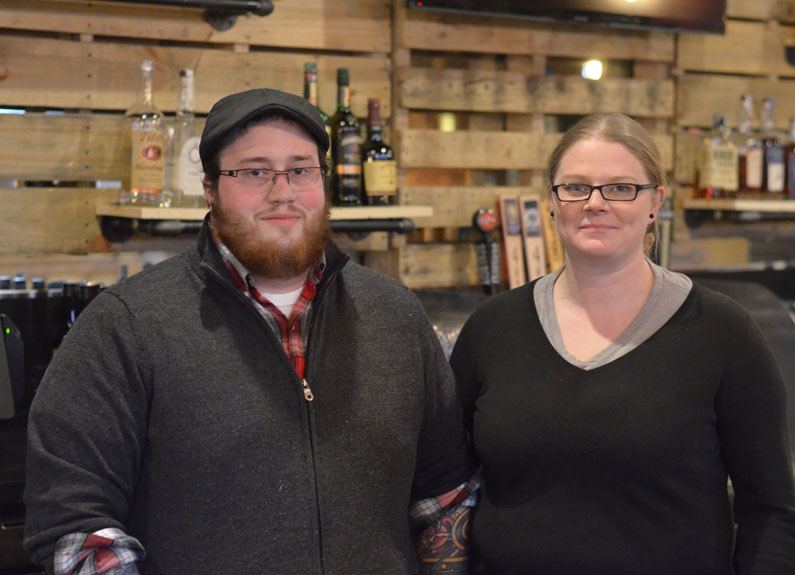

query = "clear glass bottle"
[330, 68, 362, 206]
[760, 97, 785, 198]
[362, 98, 397, 205]
[737, 94, 763, 197]
[697, 114, 738, 199]
[171, 69, 205, 208]
[124, 60, 166, 206]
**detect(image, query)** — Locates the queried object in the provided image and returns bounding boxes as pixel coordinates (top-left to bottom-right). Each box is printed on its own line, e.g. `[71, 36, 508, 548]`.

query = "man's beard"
[211, 198, 331, 280]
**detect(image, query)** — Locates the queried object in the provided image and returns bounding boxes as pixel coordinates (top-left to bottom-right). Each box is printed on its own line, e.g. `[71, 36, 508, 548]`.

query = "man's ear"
[203, 177, 217, 207]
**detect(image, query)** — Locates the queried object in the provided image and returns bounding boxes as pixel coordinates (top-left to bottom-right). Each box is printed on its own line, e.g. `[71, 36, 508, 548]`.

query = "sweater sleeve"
[23, 291, 151, 570]
[714, 303, 795, 574]
[409, 299, 476, 502]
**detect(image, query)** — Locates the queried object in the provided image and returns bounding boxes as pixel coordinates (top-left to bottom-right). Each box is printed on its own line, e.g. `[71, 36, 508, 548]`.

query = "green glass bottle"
[330, 68, 362, 205]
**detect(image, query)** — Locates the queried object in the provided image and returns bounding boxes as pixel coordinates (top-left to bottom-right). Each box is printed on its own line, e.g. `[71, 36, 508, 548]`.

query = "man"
[23, 88, 476, 574]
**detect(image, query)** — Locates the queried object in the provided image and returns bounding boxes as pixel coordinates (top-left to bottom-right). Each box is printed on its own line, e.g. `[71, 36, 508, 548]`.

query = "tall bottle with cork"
[124, 60, 166, 206]
[362, 98, 397, 205]
[171, 69, 204, 207]
[737, 94, 763, 197]
[760, 97, 785, 198]
[330, 68, 362, 206]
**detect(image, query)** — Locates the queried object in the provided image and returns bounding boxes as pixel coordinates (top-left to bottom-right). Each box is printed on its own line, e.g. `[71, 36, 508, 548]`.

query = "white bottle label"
[177, 136, 204, 197]
[746, 148, 763, 189]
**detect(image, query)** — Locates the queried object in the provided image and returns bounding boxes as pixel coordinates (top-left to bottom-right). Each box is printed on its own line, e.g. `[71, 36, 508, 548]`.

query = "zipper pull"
[301, 378, 315, 402]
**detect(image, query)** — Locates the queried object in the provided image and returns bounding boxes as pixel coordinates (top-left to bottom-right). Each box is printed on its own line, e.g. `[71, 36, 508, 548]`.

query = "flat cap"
[199, 88, 330, 166]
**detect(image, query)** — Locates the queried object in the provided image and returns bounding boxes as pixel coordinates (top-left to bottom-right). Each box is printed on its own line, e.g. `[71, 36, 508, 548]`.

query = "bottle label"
[745, 148, 763, 189]
[364, 160, 397, 196]
[131, 128, 165, 191]
[335, 133, 362, 176]
[177, 136, 204, 197]
[698, 142, 738, 191]
[766, 148, 785, 193]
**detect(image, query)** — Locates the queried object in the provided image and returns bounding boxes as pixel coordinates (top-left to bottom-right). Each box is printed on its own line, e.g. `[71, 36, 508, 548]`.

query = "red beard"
[211, 198, 331, 280]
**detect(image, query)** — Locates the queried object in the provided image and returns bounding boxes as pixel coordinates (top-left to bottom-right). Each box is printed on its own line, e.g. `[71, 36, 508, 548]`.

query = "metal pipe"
[97, 0, 272, 15]
[330, 219, 415, 235]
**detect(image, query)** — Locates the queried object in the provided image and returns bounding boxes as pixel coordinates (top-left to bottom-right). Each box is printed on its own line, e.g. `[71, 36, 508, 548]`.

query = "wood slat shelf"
[683, 199, 795, 212]
[96, 203, 434, 221]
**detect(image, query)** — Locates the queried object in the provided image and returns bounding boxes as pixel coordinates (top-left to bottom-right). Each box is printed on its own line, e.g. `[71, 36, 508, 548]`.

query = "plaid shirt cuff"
[409, 473, 481, 529]
[54, 528, 145, 575]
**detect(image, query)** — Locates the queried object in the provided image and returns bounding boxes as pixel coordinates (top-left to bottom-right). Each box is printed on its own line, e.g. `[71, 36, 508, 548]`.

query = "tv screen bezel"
[408, 0, 727, 35]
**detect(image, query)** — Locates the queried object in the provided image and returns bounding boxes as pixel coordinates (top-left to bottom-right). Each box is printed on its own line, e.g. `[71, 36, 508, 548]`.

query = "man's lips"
[259, 211, 302, 227]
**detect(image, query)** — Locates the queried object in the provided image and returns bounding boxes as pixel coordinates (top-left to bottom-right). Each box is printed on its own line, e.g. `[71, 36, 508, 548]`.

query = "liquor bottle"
[736, 94, 763, 197]
[124, 60, 166, 206]
[786, 117, 795, 200]
[362, 98, 397, 205]
[304, 62, 332, 167]
[330, 68, 362, 206]
[760, 97, 785, 198]
[171, 69, 205, 207]
[697, 114, 738, 199]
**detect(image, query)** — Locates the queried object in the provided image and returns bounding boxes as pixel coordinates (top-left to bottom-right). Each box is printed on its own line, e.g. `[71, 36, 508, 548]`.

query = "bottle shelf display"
[696, 94, 795, 201]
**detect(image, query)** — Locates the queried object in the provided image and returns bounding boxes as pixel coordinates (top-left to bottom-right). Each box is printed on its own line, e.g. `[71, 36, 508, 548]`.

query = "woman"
[450, 114, 795, 574]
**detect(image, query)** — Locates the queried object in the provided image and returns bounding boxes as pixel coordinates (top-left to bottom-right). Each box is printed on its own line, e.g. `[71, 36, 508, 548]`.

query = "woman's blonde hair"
[546, 114, 666, 258]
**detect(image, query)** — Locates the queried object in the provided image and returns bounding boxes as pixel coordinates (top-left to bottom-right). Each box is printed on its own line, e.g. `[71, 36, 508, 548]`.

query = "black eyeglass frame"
[218, 166, 326, 187]
[551, 183, 659, 202]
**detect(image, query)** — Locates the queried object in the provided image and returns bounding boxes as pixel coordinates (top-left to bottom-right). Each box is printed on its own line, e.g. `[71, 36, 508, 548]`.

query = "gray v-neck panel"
[534, 261, 692, 370]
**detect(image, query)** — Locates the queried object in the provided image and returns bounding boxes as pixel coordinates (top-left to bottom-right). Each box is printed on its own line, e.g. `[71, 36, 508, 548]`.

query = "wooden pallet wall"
[671, 0, 795, 265]
[0, 0, 391, 261]
[389, 2, 676, 288]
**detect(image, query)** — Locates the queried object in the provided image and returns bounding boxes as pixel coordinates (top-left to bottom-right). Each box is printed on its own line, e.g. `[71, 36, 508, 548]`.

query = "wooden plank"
[400, 186, 539, 228]
[402, 11, 675, 62]
[676, 20, 795, 77]
[0, 113, 129, 181]
[0, 0, 391, 53]
[0, 188, 118, 254]
[398, 130, 541, 170]
[399, 130, 674, 172]
[676, 74, 795, 129]
[399, 68, 673, 117]
[398, 243, 479, 289]
[674, 131, 702, 185]
[95, 203, 434, 221]
[0, 35, 390, 118]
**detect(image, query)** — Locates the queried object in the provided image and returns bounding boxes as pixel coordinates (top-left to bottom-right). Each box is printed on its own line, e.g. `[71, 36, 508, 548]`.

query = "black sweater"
[24, 225, 474, 574]
[451, 281, 795, 575]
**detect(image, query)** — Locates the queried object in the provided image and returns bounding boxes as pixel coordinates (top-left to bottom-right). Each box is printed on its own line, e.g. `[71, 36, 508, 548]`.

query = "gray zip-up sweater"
[23, 222, 474, 574]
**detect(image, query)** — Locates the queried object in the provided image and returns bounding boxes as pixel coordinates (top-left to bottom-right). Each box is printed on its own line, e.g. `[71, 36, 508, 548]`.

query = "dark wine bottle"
[330, 68, 362, 206]
[362, 98, 397, 206]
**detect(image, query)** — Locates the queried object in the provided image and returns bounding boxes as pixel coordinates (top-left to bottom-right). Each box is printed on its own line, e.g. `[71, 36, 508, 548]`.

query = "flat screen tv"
[408, 0, 727, 34]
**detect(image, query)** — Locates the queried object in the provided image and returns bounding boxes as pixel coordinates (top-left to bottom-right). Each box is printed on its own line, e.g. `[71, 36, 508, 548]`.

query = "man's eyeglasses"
[551, 183, 658, 202]
[218, 167, 325, 190]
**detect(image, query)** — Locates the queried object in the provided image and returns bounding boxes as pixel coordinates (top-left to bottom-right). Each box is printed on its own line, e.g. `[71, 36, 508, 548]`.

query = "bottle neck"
[337, 84, 350, 111]
[141, 69, 154, 107]
[305, 73, 319, 107]
[367, 124, 383, 141]
[178, 77, 195, 117]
